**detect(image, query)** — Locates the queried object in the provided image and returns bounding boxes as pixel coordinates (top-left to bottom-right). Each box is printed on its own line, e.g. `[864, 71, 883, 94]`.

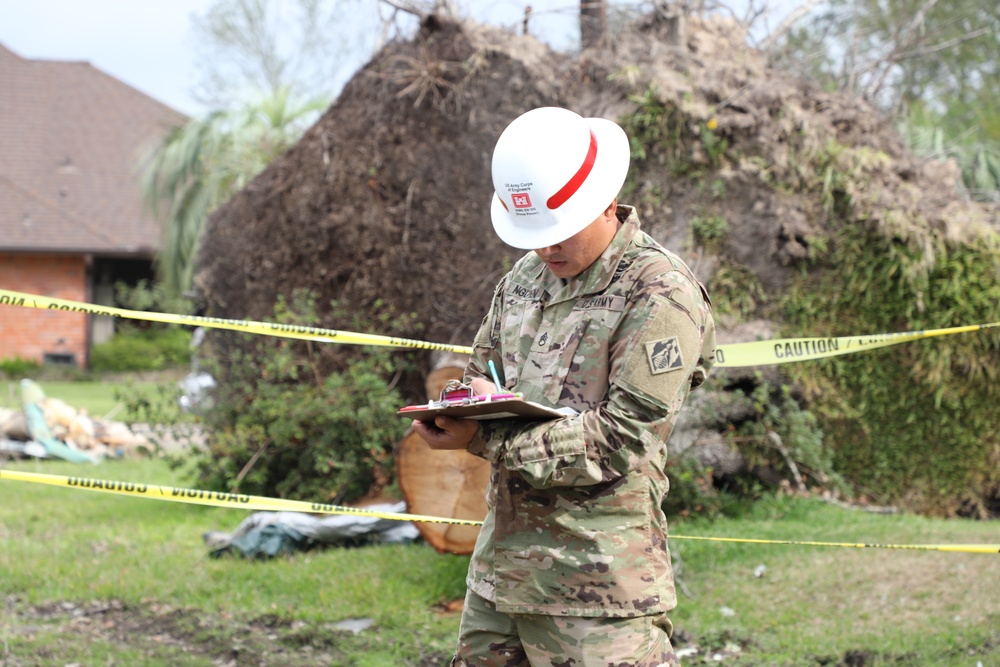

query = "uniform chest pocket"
[498, 296, 539, 388]
[513, 320, 583, 406]
[521, 316, 619, 410]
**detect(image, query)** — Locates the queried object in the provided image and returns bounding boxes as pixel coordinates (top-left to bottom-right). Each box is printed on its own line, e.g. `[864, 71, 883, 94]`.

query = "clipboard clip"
[438, 379, 475, 405]
[422, 379, 522, 410]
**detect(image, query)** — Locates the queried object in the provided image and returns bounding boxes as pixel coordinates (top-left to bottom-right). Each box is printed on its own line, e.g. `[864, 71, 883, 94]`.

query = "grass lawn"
[668, 497, 1000, 663]
[0, 457, 467, 666]
[1, 456, 997, 666]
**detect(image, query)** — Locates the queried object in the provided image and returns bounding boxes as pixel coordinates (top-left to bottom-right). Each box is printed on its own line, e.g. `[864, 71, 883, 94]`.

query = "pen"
[488, 359, 503, 393]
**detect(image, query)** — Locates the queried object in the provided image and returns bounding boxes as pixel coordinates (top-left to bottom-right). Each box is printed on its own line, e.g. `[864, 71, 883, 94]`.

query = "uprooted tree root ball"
[195, 12, 1000, 517]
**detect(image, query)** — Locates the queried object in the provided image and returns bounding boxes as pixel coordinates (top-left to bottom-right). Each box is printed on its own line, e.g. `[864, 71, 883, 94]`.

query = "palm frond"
[141, 89, 331, 296]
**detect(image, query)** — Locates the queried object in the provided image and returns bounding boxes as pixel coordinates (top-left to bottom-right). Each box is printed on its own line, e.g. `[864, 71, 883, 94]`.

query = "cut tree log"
[397, 428, 489, 554]
[397, 356, 489, 555]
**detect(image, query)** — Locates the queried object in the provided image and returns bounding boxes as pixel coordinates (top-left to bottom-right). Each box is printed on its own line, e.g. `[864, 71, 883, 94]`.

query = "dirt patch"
[0, 597, 454, 667]
[2, 593, 996, 665]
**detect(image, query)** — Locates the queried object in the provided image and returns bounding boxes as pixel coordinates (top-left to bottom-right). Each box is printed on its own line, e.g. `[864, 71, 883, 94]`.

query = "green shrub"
[731, 380, 847, 496]
[709, 264, 766, 321]
[621, 86, 693, 177]
[90, 326, 192, 372]
[663, 456, 730, 520]
[113, 279, 194, 316]
[691, 213, 730, 245]
[190, 290, 412, 504]
[782, 225, 1000, 516]
[0, 356, 41, 379]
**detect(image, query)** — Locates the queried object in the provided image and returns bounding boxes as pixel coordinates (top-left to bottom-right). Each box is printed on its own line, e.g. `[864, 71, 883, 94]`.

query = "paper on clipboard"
[397, 396, 567, 421]
[397, 379, 570, 421]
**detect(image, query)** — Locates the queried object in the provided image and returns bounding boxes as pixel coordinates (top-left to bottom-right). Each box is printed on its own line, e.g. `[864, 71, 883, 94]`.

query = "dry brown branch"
[377, 0, 456, 18]
[761, 0, 825, 52]
[377, 0, 427, 17]
[856, 0, 990, 100]
[893, 27, 991, 60]
[766, 430, 806, 492]
[232, 438, 272, 491]
[379, 45, 463, 110]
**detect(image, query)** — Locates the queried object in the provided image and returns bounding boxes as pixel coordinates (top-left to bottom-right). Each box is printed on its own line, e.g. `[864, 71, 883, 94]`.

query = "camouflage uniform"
[455, 587, 679, 666]
[455, 206, 716, 665]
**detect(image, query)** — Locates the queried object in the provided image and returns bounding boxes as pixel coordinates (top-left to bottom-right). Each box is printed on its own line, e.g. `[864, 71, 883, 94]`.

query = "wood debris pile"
[0, 397, 152, 460]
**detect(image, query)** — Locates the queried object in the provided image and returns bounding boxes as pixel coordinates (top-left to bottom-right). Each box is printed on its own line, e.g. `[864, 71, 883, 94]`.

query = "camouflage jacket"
[464, 206, 716, 617]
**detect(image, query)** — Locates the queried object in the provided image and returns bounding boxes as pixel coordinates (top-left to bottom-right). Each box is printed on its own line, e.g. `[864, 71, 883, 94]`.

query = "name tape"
[2, 470, 996, 554]
[2, 289, 998, 367]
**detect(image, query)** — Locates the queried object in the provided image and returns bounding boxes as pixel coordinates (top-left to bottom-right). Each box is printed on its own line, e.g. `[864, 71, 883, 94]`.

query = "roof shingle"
[0, 43, 187, 255]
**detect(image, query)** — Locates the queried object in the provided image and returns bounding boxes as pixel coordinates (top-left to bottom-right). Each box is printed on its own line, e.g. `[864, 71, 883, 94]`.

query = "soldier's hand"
[412, 415, 478, 450]
[469, 377, 499, 395]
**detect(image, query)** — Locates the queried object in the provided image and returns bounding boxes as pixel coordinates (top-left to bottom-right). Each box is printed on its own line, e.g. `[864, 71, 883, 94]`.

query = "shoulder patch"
[617, 294, 701, 407]
[645, 337, 684, 374]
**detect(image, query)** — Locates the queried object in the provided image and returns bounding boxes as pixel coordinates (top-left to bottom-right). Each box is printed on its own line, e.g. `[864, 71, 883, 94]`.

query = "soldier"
[413, 106, 716, 667]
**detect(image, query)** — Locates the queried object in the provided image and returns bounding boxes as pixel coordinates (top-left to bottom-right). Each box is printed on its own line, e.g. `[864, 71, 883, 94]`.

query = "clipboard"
[397, 380, 566, 421]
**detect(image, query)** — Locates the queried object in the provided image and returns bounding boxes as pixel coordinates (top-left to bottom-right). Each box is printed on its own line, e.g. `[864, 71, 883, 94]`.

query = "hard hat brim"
[490, 116, 630, 250]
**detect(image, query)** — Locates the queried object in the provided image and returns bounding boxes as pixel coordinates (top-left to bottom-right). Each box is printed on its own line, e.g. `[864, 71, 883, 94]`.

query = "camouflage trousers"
[450, 590, 681, 667]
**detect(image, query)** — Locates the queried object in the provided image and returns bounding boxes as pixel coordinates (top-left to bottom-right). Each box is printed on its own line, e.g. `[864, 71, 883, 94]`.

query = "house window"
[43, 352, 76, 365]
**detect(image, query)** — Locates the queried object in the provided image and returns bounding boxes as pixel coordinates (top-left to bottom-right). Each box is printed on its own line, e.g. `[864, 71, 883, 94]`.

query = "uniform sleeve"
[500, 269, 715, 488]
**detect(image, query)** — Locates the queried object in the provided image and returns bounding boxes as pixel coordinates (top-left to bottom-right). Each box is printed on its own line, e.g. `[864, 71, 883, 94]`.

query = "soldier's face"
[534, 204, 619, 279]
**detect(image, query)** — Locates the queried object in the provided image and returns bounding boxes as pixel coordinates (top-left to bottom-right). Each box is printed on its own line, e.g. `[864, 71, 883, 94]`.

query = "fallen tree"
[193, 10, 1000, 517]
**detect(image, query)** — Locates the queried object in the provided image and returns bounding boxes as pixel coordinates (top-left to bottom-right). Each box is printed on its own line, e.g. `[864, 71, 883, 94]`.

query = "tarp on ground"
[204, 502, 421, 559]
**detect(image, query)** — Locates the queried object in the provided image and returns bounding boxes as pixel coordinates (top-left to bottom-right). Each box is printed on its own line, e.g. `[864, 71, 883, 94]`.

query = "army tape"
[2, 470, 997, 554]
[2, 288, 998, 367]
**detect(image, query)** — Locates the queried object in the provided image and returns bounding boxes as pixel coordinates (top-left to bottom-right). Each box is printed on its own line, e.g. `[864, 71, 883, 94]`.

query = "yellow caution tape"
[667, 534, 1000, 554]
[0, 470, 482, 526]
[2, 288, 998, 367]
[714, 322, 1000, 367]
[2, 470, 997, 553]
[0, 289, 474, 355]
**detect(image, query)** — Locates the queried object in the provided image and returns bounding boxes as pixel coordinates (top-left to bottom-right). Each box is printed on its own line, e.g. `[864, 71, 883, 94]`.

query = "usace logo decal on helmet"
[511, 192, 532, 209]
[490, 107, 630, 250]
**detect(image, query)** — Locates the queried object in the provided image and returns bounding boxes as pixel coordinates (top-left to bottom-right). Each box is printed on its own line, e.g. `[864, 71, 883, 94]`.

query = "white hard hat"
[490, 107, 630, 250]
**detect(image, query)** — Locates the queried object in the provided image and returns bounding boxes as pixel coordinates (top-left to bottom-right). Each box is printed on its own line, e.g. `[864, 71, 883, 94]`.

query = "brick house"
[0, 43, 186, 367]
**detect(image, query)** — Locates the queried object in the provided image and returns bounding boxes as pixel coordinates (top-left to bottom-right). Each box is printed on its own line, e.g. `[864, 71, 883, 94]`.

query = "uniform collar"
[538, 205, 640, 304]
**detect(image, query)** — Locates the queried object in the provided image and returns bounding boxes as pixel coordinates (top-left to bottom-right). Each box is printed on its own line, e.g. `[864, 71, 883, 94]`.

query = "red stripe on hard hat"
[546, 130, 597, 210]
